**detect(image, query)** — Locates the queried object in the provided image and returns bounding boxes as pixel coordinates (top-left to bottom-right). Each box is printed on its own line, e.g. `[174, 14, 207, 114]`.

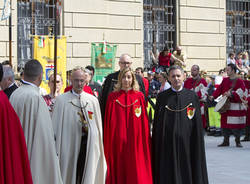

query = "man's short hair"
[3, 66, 15, 81]
[135, 67, 144, 73]
[0, 63, 3, 82]
[168, 65, 184, 75]
[192, 64, 200, 71]
[1, 60, 10, 66]
[24, 59, 43, 81]
[227, 63, 237, 73]
[71, 66, 85, 77]
[85, 65, 95, 75]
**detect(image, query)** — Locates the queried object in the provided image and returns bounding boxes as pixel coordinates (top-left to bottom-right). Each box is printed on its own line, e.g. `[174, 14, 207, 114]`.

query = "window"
[17, 0, 60, 69]
[226, 0, 250, 55]
[143, 0, 176, 69]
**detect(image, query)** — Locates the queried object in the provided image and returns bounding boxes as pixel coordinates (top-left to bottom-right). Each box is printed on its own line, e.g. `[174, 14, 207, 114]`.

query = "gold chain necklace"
[165, 103, 192, 112]
[116, 99, 138, 108]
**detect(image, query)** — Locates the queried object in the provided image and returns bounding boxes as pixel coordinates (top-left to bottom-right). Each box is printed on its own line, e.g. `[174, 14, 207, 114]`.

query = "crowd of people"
[0, 47, 249, 184]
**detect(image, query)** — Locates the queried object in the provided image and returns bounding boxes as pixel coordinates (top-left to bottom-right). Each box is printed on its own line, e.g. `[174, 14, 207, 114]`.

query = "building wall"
[0, 1, 17, 71]
[0, 0, 227, 74]
[178, 0, 226, 72]
[64, 0, 144, 71]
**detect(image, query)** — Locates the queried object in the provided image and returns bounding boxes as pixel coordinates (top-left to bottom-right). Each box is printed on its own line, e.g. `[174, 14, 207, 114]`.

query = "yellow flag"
[33, 36, 67, 94]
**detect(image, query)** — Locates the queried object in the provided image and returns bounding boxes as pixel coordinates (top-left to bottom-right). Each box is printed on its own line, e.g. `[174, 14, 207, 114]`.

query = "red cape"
[104, 90, 153, 184]
[64, 85, 93, 95]
[0, 91, 33, 184]
[143, 77, 149, 98]
[184, 77, 208, 128]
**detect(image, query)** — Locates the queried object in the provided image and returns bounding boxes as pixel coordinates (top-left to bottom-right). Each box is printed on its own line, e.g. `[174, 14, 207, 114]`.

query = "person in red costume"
[158, 46, 185, 72]
[210, 64, 247, 147]
[184, 65, 208, 128]
[241, 75, 250, 141]
[104, 67, 153, 184]
[0, 63, 33, 184]
[64, 68, 93, 95]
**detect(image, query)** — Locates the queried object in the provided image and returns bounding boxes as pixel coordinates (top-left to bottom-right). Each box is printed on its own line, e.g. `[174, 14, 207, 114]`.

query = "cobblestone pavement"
[205, 135, 250, 184]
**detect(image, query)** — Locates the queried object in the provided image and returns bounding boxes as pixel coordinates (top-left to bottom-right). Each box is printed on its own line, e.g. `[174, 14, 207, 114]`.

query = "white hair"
[3, 66, 15, 81]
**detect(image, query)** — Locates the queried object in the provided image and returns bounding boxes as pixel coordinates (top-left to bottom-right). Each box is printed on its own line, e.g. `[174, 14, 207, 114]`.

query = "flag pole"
[9, 0, 12, 67]
[53, 0, 58, 95]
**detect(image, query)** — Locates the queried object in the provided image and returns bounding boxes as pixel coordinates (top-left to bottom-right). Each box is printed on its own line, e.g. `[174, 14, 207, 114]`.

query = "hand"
[224, 91, 231, 97]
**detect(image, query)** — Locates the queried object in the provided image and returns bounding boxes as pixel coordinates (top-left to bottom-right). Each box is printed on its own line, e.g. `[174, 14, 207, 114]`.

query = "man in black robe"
[152, 65, 208, 184]
[100, 53, 146, 118]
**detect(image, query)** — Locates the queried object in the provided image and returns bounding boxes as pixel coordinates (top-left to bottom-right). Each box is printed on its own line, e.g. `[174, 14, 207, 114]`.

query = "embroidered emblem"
[135, 106, 141, 118]
[187, 107, 195, 119]
[88, 111, 93, 120]
[77, 112, 88, 132]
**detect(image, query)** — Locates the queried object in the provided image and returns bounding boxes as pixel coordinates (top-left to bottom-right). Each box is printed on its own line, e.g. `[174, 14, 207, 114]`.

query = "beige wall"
[0, 0, 227, 74]
[64, 0, 144, 71]
[0, 1, 17, 71]
[178, 0, 226, 73]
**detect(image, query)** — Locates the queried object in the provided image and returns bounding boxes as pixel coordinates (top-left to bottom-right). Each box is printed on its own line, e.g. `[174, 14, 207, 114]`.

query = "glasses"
[73, 79, 85, 83]
[120, 62, 132, 65]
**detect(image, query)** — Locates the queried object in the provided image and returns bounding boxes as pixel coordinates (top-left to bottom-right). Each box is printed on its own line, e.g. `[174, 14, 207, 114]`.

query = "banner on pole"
[0, 0, 11, 21]
[91, 43, 117, 83]
[34, 35, 67, 94]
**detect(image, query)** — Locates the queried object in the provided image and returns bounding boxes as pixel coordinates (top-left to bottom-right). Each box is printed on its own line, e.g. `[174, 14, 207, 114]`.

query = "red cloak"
[184, 77, 208, 128]
[104, 90, 153, 184]
[213, 77, 246, 129]
[0, 91, 33, 184]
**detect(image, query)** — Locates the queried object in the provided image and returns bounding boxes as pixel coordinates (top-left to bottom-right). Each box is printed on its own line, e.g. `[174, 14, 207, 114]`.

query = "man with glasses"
[100, 54, 146, 118]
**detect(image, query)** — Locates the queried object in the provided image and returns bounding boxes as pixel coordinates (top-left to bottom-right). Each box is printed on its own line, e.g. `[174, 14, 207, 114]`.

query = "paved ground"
[205, 135, 250, 184]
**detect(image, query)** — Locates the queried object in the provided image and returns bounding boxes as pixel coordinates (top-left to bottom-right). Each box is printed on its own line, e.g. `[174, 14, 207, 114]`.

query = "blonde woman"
[104, 67, 153, 184]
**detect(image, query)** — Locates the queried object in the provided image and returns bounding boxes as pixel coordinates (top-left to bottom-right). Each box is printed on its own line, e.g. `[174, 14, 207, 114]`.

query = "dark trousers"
[222, 128, 242, 138]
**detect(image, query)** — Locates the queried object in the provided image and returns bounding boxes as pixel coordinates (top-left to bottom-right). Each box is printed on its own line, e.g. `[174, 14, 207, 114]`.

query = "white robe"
[10, 84, 63, 184]
[52, 91, 107, 184]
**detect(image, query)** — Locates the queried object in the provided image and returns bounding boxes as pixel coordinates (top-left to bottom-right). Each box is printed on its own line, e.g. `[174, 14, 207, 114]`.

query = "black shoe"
[236, 142, 243, 148]
[241, 137, 250, 142]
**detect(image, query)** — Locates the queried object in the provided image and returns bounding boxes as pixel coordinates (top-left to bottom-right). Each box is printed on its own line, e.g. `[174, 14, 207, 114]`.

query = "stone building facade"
[0, 0, 247, 73]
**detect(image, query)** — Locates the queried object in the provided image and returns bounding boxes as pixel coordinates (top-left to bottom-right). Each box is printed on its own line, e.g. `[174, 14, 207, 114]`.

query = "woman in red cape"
[104, 67, 153, 184]
[0, 91, 33, 184]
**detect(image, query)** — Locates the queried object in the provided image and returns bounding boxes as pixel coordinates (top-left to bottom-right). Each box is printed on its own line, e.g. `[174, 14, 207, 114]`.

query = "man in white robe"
[10, 59, 63, 184]
[52, 66, 106, 184]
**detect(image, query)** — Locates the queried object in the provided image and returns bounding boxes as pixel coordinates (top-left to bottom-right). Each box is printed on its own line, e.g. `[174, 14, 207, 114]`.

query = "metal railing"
[17, 0, 60, 70]
[143, 0, 176, 70]
[226, 0, 250, 55]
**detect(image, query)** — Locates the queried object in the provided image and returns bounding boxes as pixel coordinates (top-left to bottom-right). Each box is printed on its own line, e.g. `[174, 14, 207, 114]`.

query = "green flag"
[91, 43, 117, 83]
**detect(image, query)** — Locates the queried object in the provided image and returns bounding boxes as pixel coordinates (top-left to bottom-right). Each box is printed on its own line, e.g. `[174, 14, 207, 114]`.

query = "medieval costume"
[184, 77, 208, 128]
[153, 87, 208, 184]
[0, 91, 33, 184]
[100, 71, 146, 119]
[104, 90, 153, 184]
[212, 77, 247, 146]
[52, 91, 106, 184]
[10, 82, 63, 184]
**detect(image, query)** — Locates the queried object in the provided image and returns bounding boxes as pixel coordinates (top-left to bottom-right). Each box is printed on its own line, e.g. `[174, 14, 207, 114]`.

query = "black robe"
[152, 88, 208, 184]
[3, 83, 18, 99]
[100, 70, 146, 119]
